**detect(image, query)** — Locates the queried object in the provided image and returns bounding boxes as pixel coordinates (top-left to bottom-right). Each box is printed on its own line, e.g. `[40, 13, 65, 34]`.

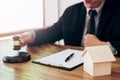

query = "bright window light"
[0, 0, 43, 34]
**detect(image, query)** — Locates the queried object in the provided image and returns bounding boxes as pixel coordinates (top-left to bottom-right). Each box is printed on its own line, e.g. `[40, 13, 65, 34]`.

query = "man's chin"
[84, 3, 92, 8]
[84, 0, 92, 8]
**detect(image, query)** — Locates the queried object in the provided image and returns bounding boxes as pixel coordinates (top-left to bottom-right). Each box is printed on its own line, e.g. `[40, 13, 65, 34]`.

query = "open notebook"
[32, 49, 83, 71]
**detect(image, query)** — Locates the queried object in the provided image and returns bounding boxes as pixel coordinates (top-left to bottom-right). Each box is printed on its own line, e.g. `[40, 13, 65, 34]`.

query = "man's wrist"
[101, 41, 107, 45]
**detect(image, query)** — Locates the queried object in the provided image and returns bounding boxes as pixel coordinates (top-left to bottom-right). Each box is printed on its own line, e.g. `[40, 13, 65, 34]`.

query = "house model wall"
[82, 45, 116, 76]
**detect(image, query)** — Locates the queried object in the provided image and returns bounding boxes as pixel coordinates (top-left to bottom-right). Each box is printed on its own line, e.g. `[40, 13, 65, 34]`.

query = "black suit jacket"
[29, 0, 120, 55]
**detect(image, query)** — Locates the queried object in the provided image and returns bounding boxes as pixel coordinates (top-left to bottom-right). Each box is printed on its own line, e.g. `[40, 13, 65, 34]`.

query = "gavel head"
[13, 36, 21, 50]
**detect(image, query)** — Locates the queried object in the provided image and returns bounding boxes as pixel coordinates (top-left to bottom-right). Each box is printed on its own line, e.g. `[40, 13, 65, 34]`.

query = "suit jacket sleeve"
[28, 7, 71, 46]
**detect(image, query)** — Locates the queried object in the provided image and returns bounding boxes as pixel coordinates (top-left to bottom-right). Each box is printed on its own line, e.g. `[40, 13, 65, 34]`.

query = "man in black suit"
[20, 0, 120, 56]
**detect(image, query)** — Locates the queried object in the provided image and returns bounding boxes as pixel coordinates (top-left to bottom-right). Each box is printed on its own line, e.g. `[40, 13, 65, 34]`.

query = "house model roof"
[82, 45, 116, 63]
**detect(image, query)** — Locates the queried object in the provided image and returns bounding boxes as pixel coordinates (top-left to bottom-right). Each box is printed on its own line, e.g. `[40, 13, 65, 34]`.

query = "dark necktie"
[87, 10, 97, 34]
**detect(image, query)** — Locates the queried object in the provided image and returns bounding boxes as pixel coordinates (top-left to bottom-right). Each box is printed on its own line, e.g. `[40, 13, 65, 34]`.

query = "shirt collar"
[86, 0, 105, 16]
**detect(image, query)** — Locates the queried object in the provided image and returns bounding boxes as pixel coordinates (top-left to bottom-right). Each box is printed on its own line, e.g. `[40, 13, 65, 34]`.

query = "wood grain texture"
[0, 39, 120, 80]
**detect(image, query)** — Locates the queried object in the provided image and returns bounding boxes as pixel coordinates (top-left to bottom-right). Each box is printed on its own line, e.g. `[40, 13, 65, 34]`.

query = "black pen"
[65, 53, 74, 62]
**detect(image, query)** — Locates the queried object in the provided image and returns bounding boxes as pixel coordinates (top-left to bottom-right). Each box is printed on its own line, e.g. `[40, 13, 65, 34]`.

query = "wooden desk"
[0, 39, 120, 80]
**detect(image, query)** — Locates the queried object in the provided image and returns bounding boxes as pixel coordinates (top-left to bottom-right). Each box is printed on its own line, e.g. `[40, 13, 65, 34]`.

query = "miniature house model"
[82, 45, 116, 76]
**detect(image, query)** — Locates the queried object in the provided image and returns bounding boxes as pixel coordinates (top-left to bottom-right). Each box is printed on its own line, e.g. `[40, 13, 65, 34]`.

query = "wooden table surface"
[0, 39, 120, 80]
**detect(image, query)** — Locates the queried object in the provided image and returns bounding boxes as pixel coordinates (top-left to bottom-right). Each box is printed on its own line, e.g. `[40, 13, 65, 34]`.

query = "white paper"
[33, 49, 83, 69]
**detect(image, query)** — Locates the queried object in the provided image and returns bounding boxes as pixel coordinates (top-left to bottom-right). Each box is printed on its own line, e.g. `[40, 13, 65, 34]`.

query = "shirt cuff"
[29, 31, 36, 43]
[107, 42, 117, 55]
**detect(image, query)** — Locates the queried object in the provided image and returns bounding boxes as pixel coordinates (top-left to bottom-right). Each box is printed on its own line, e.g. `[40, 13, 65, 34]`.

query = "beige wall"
[59, 0, 82, 16]
[43, 0, 59, 26]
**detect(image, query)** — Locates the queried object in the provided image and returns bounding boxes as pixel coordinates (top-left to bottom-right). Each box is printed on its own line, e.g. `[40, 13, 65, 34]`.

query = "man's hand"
[84, 34, 107, 47]
[19, 31, 35, 47]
